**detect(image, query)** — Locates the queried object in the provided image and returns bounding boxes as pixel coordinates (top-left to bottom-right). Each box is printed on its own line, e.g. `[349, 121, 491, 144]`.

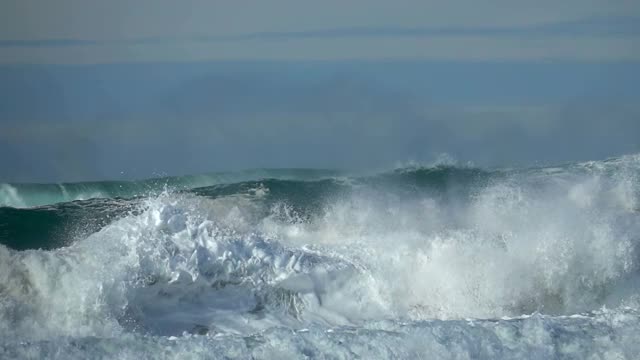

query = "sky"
[0, 1, 639, 182]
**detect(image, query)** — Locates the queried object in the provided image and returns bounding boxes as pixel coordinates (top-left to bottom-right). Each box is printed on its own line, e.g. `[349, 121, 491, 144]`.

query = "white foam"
[1, 155, 639, 358]
[1, 310, 639, 359]
[258, 161, 640, 320]
[0, 183, 26, 208]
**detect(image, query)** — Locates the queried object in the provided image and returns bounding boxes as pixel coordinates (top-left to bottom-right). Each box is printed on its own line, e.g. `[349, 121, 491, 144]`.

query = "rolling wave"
[1, 154, 639, 359]
[0, 168, 340, 208]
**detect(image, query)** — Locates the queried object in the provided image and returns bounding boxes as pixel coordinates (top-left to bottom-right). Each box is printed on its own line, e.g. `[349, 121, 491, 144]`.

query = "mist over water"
[1, 154, 639, 359]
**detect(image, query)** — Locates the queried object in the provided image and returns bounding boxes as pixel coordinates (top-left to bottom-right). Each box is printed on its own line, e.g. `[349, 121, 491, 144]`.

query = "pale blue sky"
[0, 1, 639, 182]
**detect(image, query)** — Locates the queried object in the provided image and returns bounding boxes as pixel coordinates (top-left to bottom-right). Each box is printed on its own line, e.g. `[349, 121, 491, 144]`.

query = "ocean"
[1, 154, 639, 359]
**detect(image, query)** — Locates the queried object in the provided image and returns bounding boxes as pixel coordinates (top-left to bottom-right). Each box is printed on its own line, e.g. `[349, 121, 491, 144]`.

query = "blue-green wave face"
[1, 154, 640, 358]
[0, 166, 494, 251]
[0, 168, 341, 208]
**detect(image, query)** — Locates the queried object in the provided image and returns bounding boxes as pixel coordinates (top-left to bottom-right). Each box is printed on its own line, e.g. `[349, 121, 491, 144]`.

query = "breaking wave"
[1, 154, 639, 359]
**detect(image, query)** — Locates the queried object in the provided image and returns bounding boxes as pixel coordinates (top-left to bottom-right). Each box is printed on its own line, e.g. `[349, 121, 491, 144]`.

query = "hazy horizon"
[2, 4, 640, 358]
[1, 1, 638, 182]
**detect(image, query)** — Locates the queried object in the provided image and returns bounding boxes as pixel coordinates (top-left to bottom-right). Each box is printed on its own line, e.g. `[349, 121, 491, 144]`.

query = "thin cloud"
[1, 35, 638, 64]
[1, 15, 638, 48]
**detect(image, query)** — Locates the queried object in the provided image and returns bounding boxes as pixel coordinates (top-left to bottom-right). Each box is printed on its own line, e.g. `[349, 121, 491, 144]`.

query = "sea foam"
[1, 155, 639, 358]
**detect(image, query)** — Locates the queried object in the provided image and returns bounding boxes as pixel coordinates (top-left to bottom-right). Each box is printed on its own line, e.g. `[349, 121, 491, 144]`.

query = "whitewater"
[1, 154, 639, 359]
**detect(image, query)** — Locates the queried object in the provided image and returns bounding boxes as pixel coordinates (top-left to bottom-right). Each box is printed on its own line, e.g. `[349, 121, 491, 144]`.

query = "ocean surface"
[1, 155, 639, 359]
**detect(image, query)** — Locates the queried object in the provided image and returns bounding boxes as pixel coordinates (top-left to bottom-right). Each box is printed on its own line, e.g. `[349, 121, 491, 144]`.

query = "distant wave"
[0, 168, 340, 208]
